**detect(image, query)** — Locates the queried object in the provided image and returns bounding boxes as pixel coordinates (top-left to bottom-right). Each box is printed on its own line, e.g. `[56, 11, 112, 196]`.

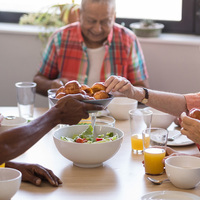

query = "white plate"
[167, 130, 194, 146]
[141, 191, 200, 200]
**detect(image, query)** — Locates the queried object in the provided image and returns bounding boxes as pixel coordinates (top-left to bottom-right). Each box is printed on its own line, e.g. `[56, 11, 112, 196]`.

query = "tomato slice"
[76, 138, 87, 143]
[96, 138, 103, 141]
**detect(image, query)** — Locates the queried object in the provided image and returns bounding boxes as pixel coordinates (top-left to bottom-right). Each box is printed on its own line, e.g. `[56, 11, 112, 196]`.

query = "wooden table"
[0, 107, 200, 200]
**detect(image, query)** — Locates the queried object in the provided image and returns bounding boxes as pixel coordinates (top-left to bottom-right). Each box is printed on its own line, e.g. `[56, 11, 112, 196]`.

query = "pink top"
[185, 92, 200, 111]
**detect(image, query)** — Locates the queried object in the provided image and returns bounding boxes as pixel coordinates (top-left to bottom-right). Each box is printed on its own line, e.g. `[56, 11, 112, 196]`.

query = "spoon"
[167, 132, 182, 141]
[147, 177, 169, 185]
[91, 113, 97, 138]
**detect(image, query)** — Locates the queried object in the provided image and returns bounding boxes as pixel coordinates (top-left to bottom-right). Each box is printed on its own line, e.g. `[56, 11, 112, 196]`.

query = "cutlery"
[147, 177, 169, 185]
[4, 116, 16, 120]
[167, 132, 181, 141]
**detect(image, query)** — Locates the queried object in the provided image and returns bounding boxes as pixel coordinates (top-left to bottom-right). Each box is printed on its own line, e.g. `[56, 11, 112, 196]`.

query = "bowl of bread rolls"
[48, 80, 114, 110]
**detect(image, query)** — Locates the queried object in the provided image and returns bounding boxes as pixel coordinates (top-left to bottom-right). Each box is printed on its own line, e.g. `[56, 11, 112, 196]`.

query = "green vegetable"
[60, 125, 118, 143]
[79, 125, 94, 141]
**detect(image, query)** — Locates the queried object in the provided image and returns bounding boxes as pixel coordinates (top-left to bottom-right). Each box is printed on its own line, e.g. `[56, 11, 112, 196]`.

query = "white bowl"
[108, 97, 138, 120]
[165, 156, 200, 189]
[53, 125, 124, 168]
[0, 168, 22, 200]
[0, 116, 27, 133]
[144, 107, 176, 128]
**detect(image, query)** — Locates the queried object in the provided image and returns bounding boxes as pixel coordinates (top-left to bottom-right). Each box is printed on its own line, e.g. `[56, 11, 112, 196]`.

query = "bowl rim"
[143, 107, 174, 116]
[165, 155, 200, 170]
[0, 167, 22, 182]
[109, 97, 138, 105]
[53, 125, 124, 145]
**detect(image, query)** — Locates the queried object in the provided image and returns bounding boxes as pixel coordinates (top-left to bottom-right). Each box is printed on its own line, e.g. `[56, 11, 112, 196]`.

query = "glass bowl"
[79, 115, 115, 127]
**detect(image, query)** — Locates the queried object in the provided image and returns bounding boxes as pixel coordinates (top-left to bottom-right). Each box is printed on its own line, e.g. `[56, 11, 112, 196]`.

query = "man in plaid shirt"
[34, 0, 149, 96]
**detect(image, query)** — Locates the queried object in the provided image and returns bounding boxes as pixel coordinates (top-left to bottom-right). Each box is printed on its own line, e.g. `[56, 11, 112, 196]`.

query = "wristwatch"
[141, 88, 149, 104]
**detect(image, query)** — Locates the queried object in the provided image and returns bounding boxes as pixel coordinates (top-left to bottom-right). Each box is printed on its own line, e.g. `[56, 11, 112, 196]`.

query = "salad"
[60, 125, 118, 143]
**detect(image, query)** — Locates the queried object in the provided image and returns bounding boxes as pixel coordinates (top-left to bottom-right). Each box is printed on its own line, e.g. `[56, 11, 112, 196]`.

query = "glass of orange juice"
[129, 109, 152, 154]
[142, 128, 168, 175]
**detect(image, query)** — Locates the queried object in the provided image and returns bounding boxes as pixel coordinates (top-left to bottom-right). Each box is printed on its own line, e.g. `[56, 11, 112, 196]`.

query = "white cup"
[15, 82, 36, 119]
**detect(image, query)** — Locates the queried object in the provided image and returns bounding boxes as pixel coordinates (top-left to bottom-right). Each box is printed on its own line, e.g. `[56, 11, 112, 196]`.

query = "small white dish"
[0, 116, 27, 133]
[141, 191, 200, 200]
[108, 97, 138, 120]
[167, 130, 194, 146]
[0, 168, 22, 200]
[165, 156, 200, 189]
[144, 107, 176, 129]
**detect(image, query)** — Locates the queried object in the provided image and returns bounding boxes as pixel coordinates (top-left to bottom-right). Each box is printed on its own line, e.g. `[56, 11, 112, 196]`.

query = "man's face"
[80, 2, 115, 48]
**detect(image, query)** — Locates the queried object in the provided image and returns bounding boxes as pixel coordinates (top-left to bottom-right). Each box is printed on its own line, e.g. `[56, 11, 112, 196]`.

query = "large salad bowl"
[53, 125, 124, 168]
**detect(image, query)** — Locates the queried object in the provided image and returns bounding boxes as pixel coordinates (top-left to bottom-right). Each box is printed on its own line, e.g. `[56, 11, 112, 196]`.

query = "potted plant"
[19, 1, 79, 45]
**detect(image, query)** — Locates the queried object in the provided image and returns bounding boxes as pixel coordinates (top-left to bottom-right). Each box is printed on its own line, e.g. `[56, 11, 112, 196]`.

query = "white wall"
[139, 35, 200, 94]
[0, 24, 48, 107]
[1, 23, 200, 107]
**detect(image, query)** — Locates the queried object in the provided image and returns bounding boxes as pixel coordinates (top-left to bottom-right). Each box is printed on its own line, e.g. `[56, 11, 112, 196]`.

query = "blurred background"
[0, 0, 200, 107]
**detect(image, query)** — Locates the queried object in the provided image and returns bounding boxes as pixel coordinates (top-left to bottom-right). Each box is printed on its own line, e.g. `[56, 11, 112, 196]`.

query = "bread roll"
[56, 92, 66, 99]
[81, 84, 93, 96]
[65, 80, 81, 94]
[56, 86, 65, 96]
[93, 90, 109, 100]
[91, 82, 106, 94]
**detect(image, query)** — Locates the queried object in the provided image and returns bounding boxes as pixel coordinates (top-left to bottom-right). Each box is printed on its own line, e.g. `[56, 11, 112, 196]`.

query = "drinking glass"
[142, 128, 168, 175]
[129, 109, 152, 154]
[15, 82, 36, 119]
[47, 88, 57, 109]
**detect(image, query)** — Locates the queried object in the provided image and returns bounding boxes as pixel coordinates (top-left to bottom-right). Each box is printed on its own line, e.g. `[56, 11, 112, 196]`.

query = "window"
[0, 0, 199, 34]
[116, 0, 182, 21]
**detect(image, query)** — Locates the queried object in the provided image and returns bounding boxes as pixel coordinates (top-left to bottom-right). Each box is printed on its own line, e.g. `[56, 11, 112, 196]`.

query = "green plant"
[19, 2, 79, 46]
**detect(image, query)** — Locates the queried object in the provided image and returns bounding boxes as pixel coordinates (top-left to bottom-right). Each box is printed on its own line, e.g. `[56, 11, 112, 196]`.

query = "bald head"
[81, 0, 116, 11]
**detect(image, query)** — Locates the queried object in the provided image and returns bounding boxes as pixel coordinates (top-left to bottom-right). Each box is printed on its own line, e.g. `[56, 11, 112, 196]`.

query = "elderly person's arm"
[33, 72, 68, 96]
[105, 75, 187, 117]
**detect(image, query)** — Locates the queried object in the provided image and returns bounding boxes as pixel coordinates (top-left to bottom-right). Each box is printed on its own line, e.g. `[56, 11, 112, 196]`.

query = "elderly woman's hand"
[104, 76, 134, 98]
[6, 161, 62, 186]
[180, 112, 200, 145]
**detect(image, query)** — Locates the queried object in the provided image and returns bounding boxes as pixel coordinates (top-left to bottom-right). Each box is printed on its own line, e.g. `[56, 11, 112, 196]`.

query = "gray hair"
[81, 0, 116, 11]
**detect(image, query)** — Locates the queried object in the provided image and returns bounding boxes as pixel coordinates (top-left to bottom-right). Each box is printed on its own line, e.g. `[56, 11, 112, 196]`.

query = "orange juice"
[144, 148, 166, 175]
[0, 163, 5, 168]
[131, 134, 150, 151]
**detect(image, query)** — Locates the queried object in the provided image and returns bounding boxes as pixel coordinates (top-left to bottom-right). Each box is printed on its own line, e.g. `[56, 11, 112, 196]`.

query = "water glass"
[129, 109, 152, 153]
[47, 88, 57, 109]
[142, 128, 168, 175]
[15, 82, 36, 119]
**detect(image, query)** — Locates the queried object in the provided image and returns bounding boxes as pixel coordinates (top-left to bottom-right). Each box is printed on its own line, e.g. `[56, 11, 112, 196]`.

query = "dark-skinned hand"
[6, 161, 62, 186]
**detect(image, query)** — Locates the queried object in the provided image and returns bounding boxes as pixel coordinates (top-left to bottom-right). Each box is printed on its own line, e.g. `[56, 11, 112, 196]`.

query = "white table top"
[0, 107, 200, 200]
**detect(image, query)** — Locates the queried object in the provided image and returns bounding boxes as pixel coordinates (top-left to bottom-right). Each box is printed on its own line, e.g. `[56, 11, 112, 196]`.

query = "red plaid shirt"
[39, 22, 148, 85]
